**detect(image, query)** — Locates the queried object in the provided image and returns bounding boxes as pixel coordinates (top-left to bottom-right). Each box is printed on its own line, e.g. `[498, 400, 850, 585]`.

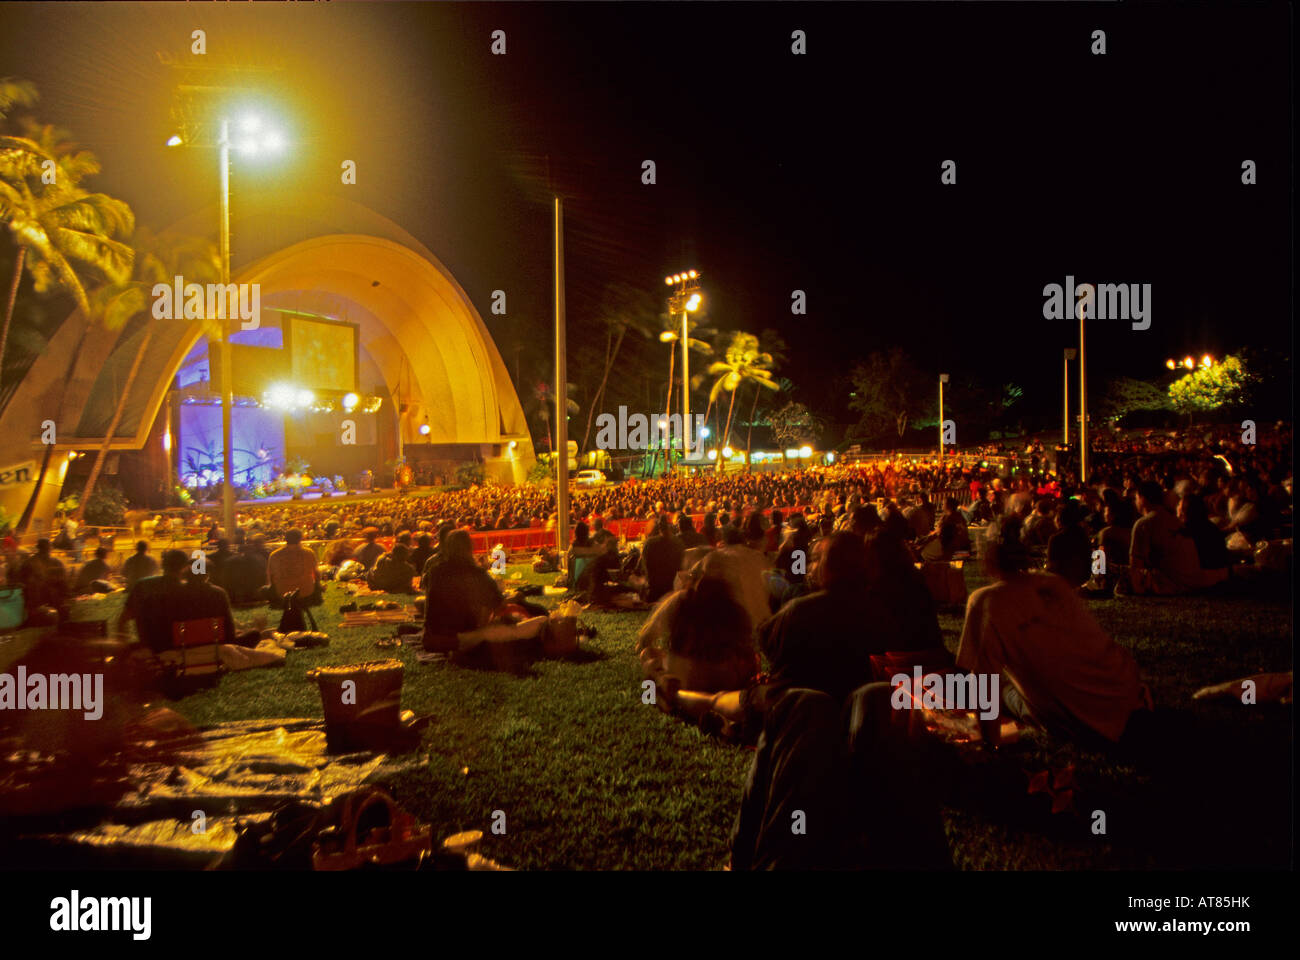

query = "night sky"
[0, 1, 1291, 433]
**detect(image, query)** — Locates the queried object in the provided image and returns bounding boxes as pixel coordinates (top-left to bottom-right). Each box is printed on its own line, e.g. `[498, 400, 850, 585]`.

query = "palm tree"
[579, 282, 654, 451]
[1, 118, 134, 388]
[708, 332, 778, 472]
[1, 114, 134, 531]
[743, 328, 788, 470]
[0, 78, 37, 122]
[74, 230, 220, 519]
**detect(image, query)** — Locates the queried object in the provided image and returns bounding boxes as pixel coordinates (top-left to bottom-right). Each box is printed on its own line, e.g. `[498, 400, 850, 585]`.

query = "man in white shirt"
[958, 516, 1150, 747]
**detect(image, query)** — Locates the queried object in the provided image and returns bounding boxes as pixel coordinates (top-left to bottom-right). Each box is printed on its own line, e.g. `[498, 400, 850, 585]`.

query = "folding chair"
[570, 556, 591, 589]
[158, 617, 227, 686]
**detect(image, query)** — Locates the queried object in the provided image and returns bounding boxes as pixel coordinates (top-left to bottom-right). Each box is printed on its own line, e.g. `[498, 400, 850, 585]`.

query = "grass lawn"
[54, 564, 1293, 871]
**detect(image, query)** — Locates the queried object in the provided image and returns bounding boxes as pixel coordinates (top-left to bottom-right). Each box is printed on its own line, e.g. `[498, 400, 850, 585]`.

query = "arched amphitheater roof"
[0, 197, 530, 454]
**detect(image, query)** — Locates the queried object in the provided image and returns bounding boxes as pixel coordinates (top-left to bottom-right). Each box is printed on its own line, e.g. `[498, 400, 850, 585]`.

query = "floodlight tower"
[162, 53, 287, 537]
[662, 270, 702, 469]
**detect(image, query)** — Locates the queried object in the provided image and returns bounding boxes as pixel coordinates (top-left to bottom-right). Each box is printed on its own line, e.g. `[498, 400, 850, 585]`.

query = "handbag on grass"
[278, 589, 319, 634]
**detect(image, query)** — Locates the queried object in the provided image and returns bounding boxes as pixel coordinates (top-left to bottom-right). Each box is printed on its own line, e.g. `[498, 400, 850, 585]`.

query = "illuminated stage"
[0, 198, 536, 534]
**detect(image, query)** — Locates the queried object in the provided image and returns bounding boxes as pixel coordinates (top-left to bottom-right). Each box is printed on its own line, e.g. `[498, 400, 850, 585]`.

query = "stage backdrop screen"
[286, 315, 358, 393]
[210, 344, 290, 399]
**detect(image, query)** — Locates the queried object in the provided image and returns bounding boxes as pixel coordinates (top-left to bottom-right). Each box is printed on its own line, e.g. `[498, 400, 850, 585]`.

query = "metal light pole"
[662, 270, 700, 472]
[1063, 348, 1077, 447]
[218, 117, 235, 538]
[938, 373, 948, 460]
[165, 78, 286, 535]
[1077, 286, 1090, 484]
[680, 302, 690, 464]
[554, 197, 569, 563]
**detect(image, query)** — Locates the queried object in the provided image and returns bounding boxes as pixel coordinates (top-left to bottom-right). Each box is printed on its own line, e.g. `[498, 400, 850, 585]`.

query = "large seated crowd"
[1, 420, 1291, 869]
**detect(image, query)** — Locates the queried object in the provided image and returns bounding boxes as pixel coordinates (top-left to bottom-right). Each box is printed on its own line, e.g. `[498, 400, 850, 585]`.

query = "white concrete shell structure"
[0, 197, 535, 534]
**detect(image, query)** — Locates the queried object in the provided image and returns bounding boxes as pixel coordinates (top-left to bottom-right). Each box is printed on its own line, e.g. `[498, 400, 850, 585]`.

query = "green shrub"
[83, 487, 128, 526]
[454, 462, 486, 487]
[526, 459, 553, 486]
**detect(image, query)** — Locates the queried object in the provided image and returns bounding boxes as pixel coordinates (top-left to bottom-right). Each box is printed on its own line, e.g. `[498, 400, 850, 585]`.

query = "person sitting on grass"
[639, 516, 684, 603]
[409, 533, 435, 577]
[1046, 499, 1092, 588]
[590, 516, 618, 550]
[353, 527, 386, 570]
[1021, 496, 1057, 549]
[957, 515, 1152, 750]
[16, 539, 70, 619]
[773, 514, 814, 598]
[122, 540, 159, 589]
[761, 509, 785, 555]
[861, 527, 943, 655]
[637, 574, 760, 707]
[758, 532, 897, 704]
[206, 538, 235, 593]
[962, 487, 996, 525]
[73, 546, 114, 595]
[1178, 492, 1231, 577]
[677, 513, 709, 549]
[566, 522, 605, 590]
[1120, 480, 1226, 596]
[1094, 492, 1134, 574]
[368, 542, 418, 593]
[267, 528, 322, 607]
[848, 504, 882, 538]
[117, 548, 248, 652]
[422, 530, 546, 660]
[729, 678, 953, 871]
[699, 524, 772, 629]
[417, 521, 459, 591]
[920, 497, 970, 561]
[223, 538, 270, 604]
[576, 536, 634, 607]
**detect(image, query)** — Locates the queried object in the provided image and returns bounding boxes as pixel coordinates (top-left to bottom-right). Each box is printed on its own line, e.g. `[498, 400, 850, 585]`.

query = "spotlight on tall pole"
[554, 197, 569, 564]
[1077, 285, 1092, 485]
[1063, 348, 1077, 447]
[938, 373, 949, 460]
[665, 270, 702, 472]
[217, 117, 234, 538]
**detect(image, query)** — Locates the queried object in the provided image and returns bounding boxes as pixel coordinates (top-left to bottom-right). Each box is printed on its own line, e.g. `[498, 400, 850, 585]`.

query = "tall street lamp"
[664, 270, 702, 469]
[169, 108, 286, 537]
[1077, 284, 1092, 484]
[938, 373, 949, 460]
[1063, 348, 1077, 447]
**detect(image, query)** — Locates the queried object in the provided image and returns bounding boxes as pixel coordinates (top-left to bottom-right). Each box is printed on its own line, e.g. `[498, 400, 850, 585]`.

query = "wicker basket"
[307, 659, 405, 736]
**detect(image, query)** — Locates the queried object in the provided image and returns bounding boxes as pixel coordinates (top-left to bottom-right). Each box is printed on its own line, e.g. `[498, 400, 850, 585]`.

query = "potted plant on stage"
[318, 476, 334, 498]
[283, 456, 311, 500]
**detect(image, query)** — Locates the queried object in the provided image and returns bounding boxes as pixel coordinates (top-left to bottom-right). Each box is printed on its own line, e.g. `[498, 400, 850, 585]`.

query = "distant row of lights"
[703, 445, 816, 462]
[178, 386, 383, 414]
[1166, 355, 1215, 371]
[262, 385, 384, 414]
[664, 270, 699, 285]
